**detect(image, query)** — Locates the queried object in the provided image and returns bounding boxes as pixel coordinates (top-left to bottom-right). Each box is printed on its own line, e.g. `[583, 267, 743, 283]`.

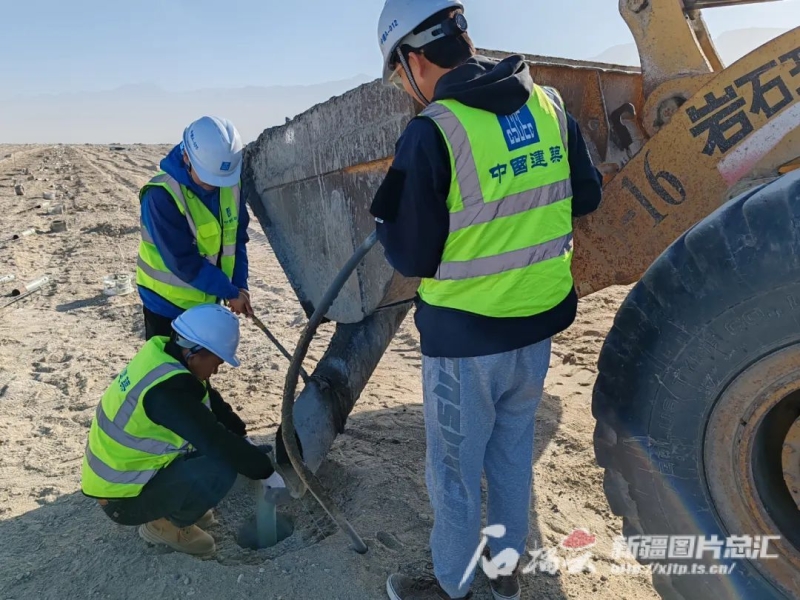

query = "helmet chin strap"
[397, 51, 430, 107]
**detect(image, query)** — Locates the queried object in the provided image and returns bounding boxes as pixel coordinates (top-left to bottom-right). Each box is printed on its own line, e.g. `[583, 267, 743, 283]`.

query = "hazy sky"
[2, 0, 799, 96]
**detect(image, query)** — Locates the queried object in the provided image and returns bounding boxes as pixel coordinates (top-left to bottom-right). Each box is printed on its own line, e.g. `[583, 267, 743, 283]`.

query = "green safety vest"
[81, 336, 211, 499]
[416, 84, 574, 318]
[136, 172, 241, 310]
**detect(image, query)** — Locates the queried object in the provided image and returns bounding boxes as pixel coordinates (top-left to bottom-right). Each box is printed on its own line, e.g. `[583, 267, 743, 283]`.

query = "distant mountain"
[592, 43, 642, 66]
[4, 26, 789, 144]
[591, 27, 789, 66]
[0, 75, 374, 144]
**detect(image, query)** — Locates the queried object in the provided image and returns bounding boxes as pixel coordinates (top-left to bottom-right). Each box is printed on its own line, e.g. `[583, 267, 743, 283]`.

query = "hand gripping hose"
[280, 230, 378, 554]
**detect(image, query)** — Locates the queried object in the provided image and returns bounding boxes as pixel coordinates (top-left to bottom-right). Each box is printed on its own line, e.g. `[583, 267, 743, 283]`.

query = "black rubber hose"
[280, 230, 378, 554]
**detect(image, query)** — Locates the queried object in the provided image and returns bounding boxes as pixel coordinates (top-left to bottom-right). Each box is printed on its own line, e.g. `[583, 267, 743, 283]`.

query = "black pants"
[101, 452, 238, 528]
[143, 306, 175, 340]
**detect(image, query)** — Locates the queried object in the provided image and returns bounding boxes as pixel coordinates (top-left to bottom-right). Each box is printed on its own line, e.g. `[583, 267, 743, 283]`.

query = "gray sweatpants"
[422, 338, 551, 598]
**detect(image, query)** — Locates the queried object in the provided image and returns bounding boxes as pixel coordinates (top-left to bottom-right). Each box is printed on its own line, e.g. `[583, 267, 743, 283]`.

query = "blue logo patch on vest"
[220, 161, 231, 172]
[498, 106, 540, 151]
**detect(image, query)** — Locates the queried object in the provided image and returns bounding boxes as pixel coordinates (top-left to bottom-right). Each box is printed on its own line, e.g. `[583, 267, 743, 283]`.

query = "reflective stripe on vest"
[139, 174, 240, 265]
[84, 445, 159, 486]
[436, 233, 574, 281]
[416, 85, 575, 318]
[94, 362, 188, 455]
[136, 256, 196, 290]
[422, 100, 573, 236]
[81, 337, 209, 497]
[136, 172, 240, 310]
[219, 183, 241, 262]
[140, 221, 215, 265]
[542, 86, 568, 149]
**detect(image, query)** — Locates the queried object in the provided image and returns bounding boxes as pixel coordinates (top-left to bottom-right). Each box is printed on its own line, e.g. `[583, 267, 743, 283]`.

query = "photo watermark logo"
[611, 534, 780, 576]
[460, 525, 600, 586]
[461, 526, 781, 584]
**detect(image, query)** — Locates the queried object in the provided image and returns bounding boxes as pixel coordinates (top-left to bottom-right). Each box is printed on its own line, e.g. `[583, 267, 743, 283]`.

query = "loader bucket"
[241, 81, 419, 324]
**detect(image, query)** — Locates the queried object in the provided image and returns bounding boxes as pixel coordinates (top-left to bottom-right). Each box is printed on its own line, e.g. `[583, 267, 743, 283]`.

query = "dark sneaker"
[489, 572, 520, 600]
[482, 547, 521, 600]
[386, 574, 471, 600]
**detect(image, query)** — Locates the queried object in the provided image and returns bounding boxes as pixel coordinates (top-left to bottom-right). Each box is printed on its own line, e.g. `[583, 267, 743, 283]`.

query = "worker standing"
[372, 2, 603, 599]
[136, 116, 254, 341]
[80, 303, 284, 556]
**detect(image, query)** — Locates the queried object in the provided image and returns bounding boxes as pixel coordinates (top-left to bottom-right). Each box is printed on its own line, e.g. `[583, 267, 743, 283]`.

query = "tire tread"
[593, 171, 800, 600]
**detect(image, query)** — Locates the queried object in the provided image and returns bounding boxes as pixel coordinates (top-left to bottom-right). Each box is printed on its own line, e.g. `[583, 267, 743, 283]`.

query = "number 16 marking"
[622, 152, 688, 226]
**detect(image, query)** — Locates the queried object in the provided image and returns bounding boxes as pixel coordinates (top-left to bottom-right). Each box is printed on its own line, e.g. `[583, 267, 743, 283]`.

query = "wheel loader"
[240, 1, 800, 598]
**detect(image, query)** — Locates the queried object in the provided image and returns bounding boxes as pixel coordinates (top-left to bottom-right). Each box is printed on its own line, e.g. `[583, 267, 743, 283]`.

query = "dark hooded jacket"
[140, 340, 274, 481]
[371, 54, 603, 358]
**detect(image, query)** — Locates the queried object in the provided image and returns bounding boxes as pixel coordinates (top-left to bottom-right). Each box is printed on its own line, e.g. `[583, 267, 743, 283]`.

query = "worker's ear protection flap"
[370, 167, 406, 223]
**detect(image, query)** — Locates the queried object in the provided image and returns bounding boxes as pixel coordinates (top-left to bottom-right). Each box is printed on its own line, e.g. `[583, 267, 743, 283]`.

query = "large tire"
[593, 169, 800, 600]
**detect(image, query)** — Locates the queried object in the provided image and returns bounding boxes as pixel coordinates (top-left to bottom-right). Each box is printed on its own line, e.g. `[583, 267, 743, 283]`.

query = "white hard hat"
[377, 0, 465, 84]
[172, 304, 241, 367]
[182, 116, 243, 188]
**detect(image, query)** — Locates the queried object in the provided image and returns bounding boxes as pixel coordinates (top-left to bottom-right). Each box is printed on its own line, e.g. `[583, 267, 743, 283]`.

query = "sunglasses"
[388, 66, 405, 91]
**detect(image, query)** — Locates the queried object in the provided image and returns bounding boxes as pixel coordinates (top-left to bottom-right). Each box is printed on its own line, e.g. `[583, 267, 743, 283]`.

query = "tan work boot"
[195, 509, 218, 529]
[138, 518, 215, 556]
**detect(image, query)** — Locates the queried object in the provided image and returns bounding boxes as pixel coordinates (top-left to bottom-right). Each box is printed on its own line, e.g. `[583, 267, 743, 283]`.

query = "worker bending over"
[137, 116, 254, 341]
[371, 1, 603, 598]
[81, 304, 282, 556]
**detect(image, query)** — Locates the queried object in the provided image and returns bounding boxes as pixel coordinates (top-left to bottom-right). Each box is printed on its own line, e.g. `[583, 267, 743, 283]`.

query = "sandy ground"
[0, 144, 658, 600]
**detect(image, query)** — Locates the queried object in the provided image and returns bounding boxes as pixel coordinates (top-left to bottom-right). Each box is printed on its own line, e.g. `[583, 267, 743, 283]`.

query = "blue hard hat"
[172, 304, 241, 367]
